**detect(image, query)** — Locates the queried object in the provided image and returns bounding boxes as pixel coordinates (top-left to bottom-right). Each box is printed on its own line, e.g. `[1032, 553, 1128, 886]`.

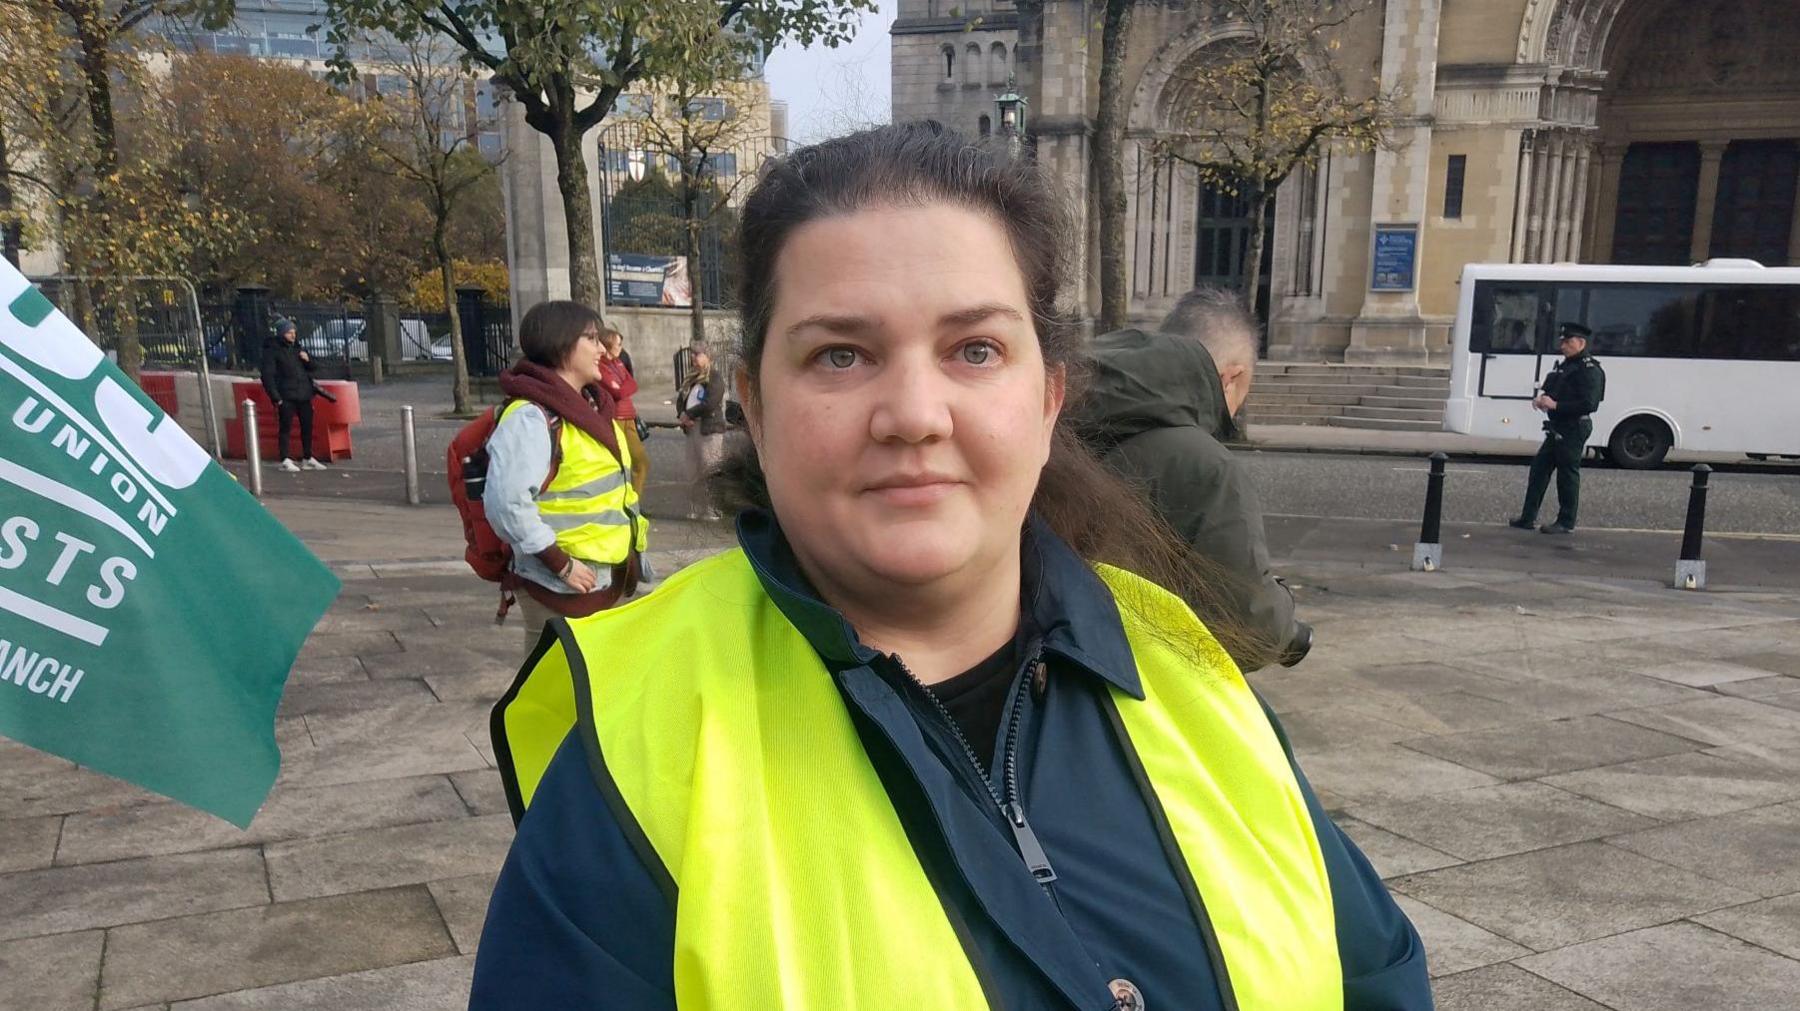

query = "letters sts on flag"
[0, 260, 339, 827]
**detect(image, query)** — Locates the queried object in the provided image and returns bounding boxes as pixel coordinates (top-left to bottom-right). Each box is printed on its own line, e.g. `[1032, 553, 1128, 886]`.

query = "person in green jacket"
[1076, 286, 1311, 670]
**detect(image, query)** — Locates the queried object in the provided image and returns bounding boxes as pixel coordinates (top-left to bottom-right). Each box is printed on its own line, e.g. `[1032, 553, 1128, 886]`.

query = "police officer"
[1510, 322, 1606, 534]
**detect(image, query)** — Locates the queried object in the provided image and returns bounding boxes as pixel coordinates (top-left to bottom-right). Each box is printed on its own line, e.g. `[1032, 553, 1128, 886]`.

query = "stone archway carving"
[1128, 19, 1258, 135]
[1517, 0, 1638, 72]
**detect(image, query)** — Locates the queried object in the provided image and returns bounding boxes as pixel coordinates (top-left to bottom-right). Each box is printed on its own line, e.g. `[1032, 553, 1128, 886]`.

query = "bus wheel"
[1608, 416, 1672, 470]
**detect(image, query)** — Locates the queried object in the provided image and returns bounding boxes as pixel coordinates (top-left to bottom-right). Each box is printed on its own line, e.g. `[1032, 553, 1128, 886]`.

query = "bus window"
[1583, 284, 1699, 357]
[1471, 282, 1544, 353]
[1697, 286, 1800, 361]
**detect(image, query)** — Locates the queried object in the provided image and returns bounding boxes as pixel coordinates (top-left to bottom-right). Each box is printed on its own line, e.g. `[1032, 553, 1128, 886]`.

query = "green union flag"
[0, 260, 339, 827]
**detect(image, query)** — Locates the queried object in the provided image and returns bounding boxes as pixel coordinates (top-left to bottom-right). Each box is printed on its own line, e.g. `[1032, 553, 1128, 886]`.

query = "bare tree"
[629, 18, 776, 345]
[1153, 0, 1397, 307]
[363, 39, 501, 415]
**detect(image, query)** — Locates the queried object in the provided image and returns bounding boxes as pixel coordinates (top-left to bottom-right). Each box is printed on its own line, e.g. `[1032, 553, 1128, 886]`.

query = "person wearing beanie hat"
[260, 318, 327, 472]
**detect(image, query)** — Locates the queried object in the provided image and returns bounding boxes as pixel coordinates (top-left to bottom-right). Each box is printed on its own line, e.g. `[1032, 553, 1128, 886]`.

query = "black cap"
[1557, 322, 1592, 340]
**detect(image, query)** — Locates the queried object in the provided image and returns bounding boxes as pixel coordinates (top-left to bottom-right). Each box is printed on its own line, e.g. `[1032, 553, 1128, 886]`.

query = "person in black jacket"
[1510, 322, 1606, 534]
[260, 318, 327, 472]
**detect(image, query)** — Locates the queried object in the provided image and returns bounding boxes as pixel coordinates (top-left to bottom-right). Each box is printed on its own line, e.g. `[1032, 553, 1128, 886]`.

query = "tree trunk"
[68, 0, 117, 178]
[547, 105, 603, 311]
[66, 0, 139, 381]
[1242, 186, 1270, 327]
[1095, 0, 1135, 334]
[0, 119, 21, 267]
[435, 222, 471, 415]
[683, 163, 704, 347]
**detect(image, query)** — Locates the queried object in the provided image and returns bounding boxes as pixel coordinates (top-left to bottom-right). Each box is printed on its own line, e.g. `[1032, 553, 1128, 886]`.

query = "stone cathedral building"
[891, 0, 1800, 362]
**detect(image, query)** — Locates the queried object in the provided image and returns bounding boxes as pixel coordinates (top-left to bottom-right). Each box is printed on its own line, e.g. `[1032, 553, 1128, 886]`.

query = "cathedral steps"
[1247, 363, 1448, 431]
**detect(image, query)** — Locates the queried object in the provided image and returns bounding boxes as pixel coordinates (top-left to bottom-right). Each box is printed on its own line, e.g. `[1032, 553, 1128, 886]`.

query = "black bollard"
[1412, 452, 1448, 572]
[1676, 463, 1711, 590]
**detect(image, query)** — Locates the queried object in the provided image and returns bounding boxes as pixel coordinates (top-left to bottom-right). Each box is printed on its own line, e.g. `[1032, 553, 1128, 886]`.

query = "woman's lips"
[864, 475, 962, 507]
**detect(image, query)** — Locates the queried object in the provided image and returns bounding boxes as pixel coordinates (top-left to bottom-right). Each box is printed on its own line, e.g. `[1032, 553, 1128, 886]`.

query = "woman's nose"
[868, 356, 954, 445]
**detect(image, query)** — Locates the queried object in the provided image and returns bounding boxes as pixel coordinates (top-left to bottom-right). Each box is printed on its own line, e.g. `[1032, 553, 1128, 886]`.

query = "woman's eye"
[960, 341, 997, 365]
[824, 347, 858, 369]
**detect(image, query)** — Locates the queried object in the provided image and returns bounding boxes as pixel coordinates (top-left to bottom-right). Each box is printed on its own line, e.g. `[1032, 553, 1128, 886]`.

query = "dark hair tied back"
[713, 123, 1277, 671]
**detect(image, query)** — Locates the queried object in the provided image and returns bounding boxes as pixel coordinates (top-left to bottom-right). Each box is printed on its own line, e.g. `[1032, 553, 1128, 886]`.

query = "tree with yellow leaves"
[1153, 0, 1398, 307]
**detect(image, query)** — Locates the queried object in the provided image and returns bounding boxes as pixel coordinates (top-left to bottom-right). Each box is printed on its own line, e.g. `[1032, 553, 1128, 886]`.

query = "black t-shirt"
[927, 636, 1020, 775]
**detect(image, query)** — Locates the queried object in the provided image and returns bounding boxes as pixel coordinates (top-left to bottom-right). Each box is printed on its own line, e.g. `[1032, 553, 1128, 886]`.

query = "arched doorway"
[1588, 0, 1800, 265]
[1124, 22, 1284, 324]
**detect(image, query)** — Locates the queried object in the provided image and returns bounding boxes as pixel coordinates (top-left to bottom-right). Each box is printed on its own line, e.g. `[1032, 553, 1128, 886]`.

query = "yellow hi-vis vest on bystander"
[494, 550, 1342, 1010]
[501, 400, 647, 565]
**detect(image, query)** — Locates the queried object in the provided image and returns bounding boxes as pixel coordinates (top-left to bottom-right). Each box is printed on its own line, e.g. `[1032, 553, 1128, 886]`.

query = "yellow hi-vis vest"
[496, 550, 1342, 1010]
[500, 400, 647, 565]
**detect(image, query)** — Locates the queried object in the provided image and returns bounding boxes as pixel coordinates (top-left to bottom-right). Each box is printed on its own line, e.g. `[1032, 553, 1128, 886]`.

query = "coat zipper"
[894, 653, 1058, 888]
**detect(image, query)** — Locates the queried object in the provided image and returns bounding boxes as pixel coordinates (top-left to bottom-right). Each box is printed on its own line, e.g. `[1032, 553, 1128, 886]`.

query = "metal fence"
[596, 127, 790, 311]
[30, 276, 205, 367]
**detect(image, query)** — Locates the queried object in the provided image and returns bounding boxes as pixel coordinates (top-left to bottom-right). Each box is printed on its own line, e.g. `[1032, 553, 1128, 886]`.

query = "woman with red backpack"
[482, 301, 648, 649]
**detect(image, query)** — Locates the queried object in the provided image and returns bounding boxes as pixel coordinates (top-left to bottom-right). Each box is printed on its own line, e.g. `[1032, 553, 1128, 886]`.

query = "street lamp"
[995, 74, 1028, 151]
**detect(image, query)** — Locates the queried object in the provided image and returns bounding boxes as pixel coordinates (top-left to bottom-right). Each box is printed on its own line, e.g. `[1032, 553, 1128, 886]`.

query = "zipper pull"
[1005, 801, 1058, 885]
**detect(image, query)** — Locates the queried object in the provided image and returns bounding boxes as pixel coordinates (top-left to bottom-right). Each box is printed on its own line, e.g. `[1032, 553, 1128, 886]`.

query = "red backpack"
[448, 401, 562, 585]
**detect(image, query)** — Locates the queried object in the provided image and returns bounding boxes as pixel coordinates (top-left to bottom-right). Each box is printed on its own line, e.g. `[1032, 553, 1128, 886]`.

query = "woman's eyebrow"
[784, 313, 877, 339]
[938, 303, 1026, 328]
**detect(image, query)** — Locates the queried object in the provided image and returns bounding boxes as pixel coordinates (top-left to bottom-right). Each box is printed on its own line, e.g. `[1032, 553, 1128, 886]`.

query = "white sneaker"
[278, 458, 300, 472]
[302, 457, 328, 471]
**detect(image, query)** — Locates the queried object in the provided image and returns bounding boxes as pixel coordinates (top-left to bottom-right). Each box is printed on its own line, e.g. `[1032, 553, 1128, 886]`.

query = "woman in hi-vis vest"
[472, 125, 1432, 1010]
[482, 302, 647, 652]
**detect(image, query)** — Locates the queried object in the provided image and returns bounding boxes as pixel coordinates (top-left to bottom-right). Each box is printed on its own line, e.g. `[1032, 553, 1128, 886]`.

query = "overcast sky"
[763, 2, 896, 144]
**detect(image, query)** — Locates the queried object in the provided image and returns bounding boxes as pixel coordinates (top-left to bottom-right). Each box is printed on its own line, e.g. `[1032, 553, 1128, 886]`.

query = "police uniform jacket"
[1542, 353, 1605, 426]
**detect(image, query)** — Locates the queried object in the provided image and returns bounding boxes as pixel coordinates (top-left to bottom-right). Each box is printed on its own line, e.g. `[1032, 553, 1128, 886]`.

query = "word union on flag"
[0, 260, 338, 827]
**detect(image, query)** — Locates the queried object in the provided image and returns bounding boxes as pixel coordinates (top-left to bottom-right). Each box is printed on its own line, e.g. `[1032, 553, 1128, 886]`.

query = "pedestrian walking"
[677, 341, 725, 521]
[472, 123, 1428, 1010]
[597, 327, 650, 494]
[1509, 322, 1606, 534]
[260, 318, 327, 472]
[480, 302, 646, 651]
[1077, 286, 1312, 670]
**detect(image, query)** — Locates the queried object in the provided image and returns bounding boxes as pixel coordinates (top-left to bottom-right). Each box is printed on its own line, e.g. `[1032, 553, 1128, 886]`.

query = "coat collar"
[735, 509, 1145, 700]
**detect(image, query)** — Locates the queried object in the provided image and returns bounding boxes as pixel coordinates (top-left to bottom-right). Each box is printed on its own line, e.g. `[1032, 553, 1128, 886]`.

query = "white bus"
[1446, 260, 1800, 468]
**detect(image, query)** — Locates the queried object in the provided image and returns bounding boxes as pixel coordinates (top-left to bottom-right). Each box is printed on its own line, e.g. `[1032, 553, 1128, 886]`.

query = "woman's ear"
[735, 368, 761, 446]
[1044, 362, 1067, 425]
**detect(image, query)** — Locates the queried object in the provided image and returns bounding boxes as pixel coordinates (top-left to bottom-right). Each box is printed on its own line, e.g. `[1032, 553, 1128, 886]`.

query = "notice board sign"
[1370, 224, 1419, 292]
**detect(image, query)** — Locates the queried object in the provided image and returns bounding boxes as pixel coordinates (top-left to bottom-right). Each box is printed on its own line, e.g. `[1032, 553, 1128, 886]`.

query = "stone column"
[1551, 136, 1578, 261]
[1588, 143, 1627, 263]
[1127, 139, 1147, 299]
[1526, 135, 1551, 261]
[1690, 139, 1730, 263]
[1347, 0, 1443, 363]
[501, 102, 574, 316]
[1510, 131, 1536, 262]
[1036, 0, 1095, 318]
[1171, 161, 1199, 298]
[1535, 134, 1565, 262]
[364, 293, 402, 376]
[1565, 141, 1593, 263]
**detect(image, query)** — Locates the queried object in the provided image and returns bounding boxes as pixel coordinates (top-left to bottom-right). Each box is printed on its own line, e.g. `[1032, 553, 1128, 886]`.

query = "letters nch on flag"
[0, 260, 339, 827]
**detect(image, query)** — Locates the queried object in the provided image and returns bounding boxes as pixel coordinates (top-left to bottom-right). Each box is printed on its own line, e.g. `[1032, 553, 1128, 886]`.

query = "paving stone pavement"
[3, 499, 1799, 1009]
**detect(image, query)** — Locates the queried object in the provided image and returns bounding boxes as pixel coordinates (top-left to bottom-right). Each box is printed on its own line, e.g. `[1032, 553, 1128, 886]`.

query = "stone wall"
[602, 305, 739, 403]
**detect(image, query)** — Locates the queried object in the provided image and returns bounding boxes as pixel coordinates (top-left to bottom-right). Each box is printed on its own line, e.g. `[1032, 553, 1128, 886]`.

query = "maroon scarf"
[498, 360, 621, 457]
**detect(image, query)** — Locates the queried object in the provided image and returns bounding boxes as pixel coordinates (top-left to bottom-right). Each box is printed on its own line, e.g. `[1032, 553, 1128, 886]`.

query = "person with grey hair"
[1075, 285, 1312, 669]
